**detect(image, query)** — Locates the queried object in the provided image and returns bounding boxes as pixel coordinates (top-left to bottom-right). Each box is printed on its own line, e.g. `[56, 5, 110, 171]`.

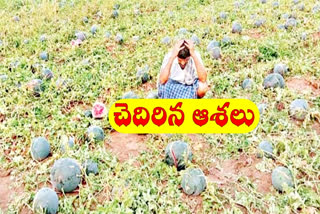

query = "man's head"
[177, 40, 190, 69]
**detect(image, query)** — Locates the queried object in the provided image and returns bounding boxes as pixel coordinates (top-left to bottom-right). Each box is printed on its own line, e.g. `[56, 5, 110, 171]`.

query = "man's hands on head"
[184, 40, 195, 57]
[171, 40, 185, 59]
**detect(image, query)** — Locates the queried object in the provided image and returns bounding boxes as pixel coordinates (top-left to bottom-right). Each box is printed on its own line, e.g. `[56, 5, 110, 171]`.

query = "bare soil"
[106, 131, 148, 163]
[287, 77, 320, 96]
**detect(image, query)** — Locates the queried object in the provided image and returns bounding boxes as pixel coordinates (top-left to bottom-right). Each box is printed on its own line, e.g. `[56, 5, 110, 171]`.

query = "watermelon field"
[1, 0, 320, 213]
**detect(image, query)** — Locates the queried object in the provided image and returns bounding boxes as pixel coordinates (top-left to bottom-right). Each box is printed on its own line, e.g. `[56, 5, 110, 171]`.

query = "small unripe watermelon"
[261, 0, 267, 3]
[209, 47, 221, 59]
[191, 34, 200, 45]
[165, 141, 192, 171]
[273, 63, 289, 76]
[273, 1, 279, 8]
[82, 159, 99, 175]
[60, 136, 75, 153]
[92, 102, 106, 119]
[84, 109, 93, 118]
[258, 103, 268, 115]
[50, 158, 81, 193]
[39, 34, 47, 42]
[13, 16, 20, 22]
[0, 74, 8, 82]
[254, 18, 266, 28]
[257, 141, 273, 158]
[181, 168, 206, 195]
[136, 65, 150, 83]
[33, 188, 59, 214]
[242, 78, 253, 89]
[27, 79, 44, 95]
[221, 36, 231, 45]
[90, 25, 98, 34]
[111, 10, 119, 18]
[146, 90, 159, 99]
[207, 40, 220, 52]
[40, 52, 49, 61]
[105, 31, 111, 39]
[86, 125, 105, 142]
[115, 33, 124, 44]
[271, 166, 294, 192]
[298, 3, 305, 11]
[289, 99, 309, 121]
[285, 18, 297, 29]
[122, 91, 139, 99]
[178, 28, 188, 35]
[263, 73, 285, 89]
[232, 22, 242, 33]
[75, 31, 86, 41]
[42, 68, 54, 80]
[31, 137, 51, 161]
[161, 36, 171, 45]
[219, 12, 227, 19]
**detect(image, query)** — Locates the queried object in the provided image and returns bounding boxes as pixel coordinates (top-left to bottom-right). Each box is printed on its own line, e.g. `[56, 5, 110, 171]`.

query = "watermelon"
[289, 99, 309, 121]
[40, 51, 48, 61]
[221, 36, 232, 46]
[90, 25, 98, 34]
[165, 141, 192, 171]
[254, 18, 266, 28]
[42, 68, 54, 80]
[0, 74, 8, 82]
[263, 73, 285, 89]
[261, 0, 267, 3]
[273, 1, 279, 7]
[146, 90, 159, 99]
[82, 16, 89, 23]
[39, 34, 47, 42]
[298, 3, 305, 11]
[232, 22, 242, 33]
[60, 136, 75, 153]
[111, 10, 119, 18]
[207, 40, 220, 52]
[257, 141, 273, 158]
[84, 109, 93, 118]
[161, 36, 171, 45]
[136, 65, 150, 83]
[105, 32, 111, 39]
[181, 168, 206, 195]
[13, 16, 20, 22]
[242, 78, 253, 89]
[92, 102, 107, 119]
[31, 137, 51, 161]
[271, 166, 294, 192]
[33, 188, 59, 214]
[86, 125, 105, 142]
[219, 12, 227, 19]
[75, 31, 86, 41]
[191, 34, 200, 45]
[285, 18, 297, 29]
[209, 47, 221, 59]
[258, 103, 268, 116]
[50, 158, 81, 193]
[82, 159, 99, 175]
[293, 0, 299, 5]
[122, 91, 139, 99]
[113, 4, 120, 9]
[55, 78, 70, 89]
[27, 79, 44, 95]
[178, 28, 188, 35]
[301, 32, 307, 41]
[273, 63, 289, 76]
[115, 33, 124, 44]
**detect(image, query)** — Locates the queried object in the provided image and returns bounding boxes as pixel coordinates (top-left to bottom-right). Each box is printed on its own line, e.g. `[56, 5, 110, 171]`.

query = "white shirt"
[159, 50, 204, 85]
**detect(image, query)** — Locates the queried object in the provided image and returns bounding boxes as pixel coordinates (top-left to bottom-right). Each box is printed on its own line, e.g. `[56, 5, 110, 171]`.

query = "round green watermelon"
[86, 125, 105, 142]
[263, 73, 285, 89]
[271, 166, 294, 192]
[165, 141, 192, 171]
[33, 187, 59, 214]
[50, 158, 81, 193]
[181, 168, 207, 195]
[82, 159, 99, 175]
[31, 137, 51, 161]
[122, 91, 139, 99]
[289, 99, 309, 121]
[257, 140, 273, 158]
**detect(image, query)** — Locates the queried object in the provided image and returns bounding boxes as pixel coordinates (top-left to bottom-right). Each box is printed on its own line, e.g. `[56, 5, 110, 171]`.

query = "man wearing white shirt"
[158, 39, 208, 98]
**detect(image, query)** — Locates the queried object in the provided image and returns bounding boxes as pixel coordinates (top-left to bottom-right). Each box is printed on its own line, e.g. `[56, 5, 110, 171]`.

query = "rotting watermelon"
[31, 137, 51, 161]
[181, 168, 207, 195]
[33, 187, 59, 214]
[165, 141, 192, 171]
[50, 158, 81, 193]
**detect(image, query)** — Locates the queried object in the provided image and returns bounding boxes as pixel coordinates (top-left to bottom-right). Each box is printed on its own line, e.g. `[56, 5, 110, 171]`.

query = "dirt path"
[287, 77, 320, 96]
[0, 170, 25, 212]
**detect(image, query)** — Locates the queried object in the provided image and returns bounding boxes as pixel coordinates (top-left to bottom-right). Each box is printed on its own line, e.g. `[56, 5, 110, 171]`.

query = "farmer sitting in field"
[158, 39, 208, 99]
